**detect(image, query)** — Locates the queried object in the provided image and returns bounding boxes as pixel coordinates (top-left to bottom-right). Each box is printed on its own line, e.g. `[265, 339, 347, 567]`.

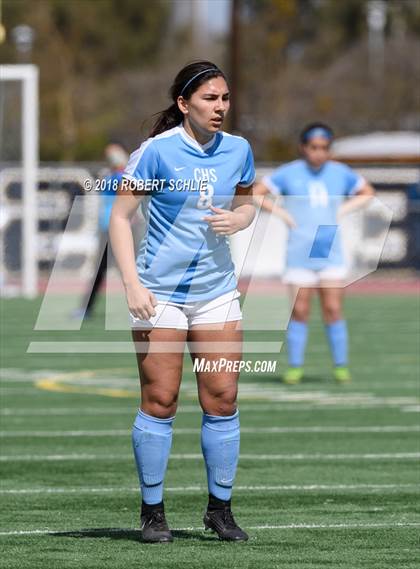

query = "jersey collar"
[304, 159, 329, 175]
[178, 123, 218, 153]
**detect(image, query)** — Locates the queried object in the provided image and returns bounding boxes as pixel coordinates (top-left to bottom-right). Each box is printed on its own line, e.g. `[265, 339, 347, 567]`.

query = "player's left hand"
[202, 205, 248, 235]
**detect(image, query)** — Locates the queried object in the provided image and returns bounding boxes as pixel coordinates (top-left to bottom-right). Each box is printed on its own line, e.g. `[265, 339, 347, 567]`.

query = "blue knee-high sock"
[201, 410, 240, 501]
[287, 320, 308, 367]
[132, 409, 174, 505]
[325, 319, 348, 366]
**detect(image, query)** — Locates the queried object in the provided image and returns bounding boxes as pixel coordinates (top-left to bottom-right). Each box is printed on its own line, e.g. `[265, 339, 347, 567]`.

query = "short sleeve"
[343, 164, 365, 196]
[262, 166, 286, 195]
[238, 141, 256, 187]
[122, 140, 159, 184]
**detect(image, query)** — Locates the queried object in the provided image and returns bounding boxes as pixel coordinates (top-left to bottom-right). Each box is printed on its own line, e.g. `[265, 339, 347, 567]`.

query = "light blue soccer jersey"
[263, 159, 364, 270]
[123, 125, 255, 303]
[99, 171, 123, 231]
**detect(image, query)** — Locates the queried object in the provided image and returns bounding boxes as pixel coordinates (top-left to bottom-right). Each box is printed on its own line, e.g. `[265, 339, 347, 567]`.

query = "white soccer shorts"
[129, 289, 242, 330]
[282, 266, 348, 287]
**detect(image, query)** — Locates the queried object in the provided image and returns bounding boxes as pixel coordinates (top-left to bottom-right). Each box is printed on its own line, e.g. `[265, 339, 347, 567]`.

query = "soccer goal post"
[0, 64, 39, 298]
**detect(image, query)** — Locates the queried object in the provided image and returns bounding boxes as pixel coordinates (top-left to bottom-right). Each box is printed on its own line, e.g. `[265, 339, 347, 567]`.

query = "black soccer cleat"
[203, 495, 248, 542]
[140, 502, 173, 543]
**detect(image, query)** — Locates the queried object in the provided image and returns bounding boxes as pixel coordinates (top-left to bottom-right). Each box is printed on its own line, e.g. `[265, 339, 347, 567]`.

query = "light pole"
[367, 0, 387, 83]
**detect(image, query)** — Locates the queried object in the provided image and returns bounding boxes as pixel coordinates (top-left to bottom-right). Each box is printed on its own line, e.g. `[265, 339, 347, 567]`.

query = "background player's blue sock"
[325, 319, 348, 366]
[132, 409, 174, 505]
[201, 410, 240, 501]
[287, 320, 308, 367]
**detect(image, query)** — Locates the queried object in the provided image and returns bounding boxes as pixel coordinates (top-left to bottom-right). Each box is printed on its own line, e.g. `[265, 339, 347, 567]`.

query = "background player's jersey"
[123, 125, 255, 304]
[263, 159, 364, 271]
[99, 171, 123, 232]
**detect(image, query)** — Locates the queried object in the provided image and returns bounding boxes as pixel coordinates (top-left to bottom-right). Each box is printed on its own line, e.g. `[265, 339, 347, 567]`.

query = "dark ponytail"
[149, 103, 183, 138]
[149, 60, 226, 138]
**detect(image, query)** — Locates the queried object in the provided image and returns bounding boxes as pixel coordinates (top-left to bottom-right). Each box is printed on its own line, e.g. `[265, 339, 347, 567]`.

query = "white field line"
[1, 452, 419, 462]
[0, 370, 64, 381]
[1, 378, 138, 385]
[1, 375, 418, 388]
[34, 382, 419, 403]
[1, 521, 419, 537]
[1, 425, 419, 438]
[0, 407, 138, 415]
[1, 395, 418, 409]
[1, 368, 419, 409]
[0, 483, 418, 495]
[0, 389, 54, 395]
[1, 401, 420, 415]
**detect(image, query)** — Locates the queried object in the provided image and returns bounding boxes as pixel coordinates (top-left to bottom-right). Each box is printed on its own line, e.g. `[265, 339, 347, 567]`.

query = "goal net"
[0, 64, 38, 298]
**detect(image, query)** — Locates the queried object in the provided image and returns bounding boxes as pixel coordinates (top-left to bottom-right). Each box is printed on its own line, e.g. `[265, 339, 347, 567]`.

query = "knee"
[142, 389, 178, 419]
[292, 301, 310, 322]
[322, 303, 342, 323]
[201, 387, 237, 416]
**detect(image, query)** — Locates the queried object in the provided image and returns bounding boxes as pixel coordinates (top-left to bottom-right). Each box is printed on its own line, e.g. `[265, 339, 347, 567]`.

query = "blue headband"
[180, 68, 218, 97]
[303, 127, 333, 143]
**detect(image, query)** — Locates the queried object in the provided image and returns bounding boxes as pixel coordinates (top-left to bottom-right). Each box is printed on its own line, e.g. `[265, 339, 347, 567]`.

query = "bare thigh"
[132, 327, 187, 418]
[187, 320, 242, 416]
[318, 283, 345, 323]
[289, 285, 314, 322]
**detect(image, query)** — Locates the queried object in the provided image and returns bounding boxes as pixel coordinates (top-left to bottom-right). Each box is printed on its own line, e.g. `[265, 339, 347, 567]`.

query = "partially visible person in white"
[253, 122, 374, 384]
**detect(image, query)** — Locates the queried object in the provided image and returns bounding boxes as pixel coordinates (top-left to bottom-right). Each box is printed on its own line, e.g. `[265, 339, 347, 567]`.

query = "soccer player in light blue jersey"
[110, 61, 256, 543]
[254, 123, 374, 384]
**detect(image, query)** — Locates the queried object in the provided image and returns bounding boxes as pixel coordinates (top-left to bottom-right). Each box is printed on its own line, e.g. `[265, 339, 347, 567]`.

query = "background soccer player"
[110, 61, 255, 542]
[253, 123, 374, 384]
[73, 143, 128, 319]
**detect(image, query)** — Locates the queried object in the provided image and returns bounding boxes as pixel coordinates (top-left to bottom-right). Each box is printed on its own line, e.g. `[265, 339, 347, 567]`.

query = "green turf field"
[1, 294, 419, 568]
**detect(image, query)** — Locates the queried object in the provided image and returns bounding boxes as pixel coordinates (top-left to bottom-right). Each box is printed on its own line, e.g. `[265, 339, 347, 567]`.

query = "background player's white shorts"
[129, 289, 242, 330]
[282, 266, 348, 287]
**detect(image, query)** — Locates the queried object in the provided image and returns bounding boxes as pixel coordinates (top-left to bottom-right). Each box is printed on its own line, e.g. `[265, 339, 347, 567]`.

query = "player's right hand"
[125, 282, 158, 320]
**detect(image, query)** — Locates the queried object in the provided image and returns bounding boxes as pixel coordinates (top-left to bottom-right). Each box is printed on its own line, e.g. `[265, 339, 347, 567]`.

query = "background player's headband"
[302, 127, 333, 143]
[180, 68, 219, 97]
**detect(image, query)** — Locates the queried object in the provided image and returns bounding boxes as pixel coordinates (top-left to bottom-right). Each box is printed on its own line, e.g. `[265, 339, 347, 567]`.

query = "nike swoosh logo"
[174, 167, 185, 171]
